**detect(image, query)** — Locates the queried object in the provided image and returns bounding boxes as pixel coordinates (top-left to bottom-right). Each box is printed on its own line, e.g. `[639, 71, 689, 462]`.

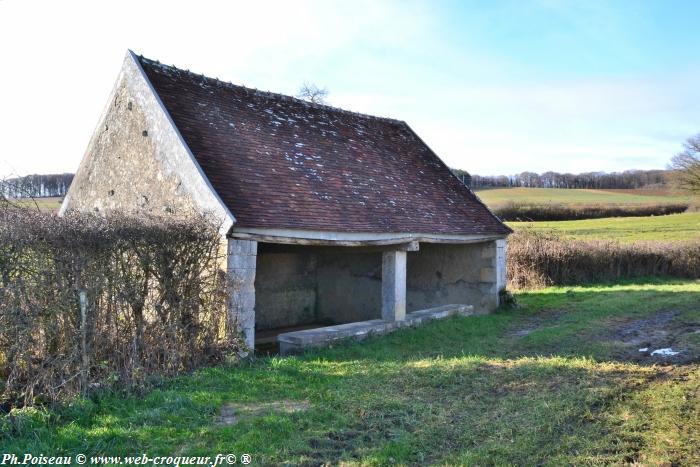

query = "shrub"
[0, 208, 233, 407]
[507, 230, 700, 289]
[494, 202, 689, 221]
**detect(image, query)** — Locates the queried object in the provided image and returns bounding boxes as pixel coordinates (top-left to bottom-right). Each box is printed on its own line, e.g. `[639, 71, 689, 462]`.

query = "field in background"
[474, 187, 698, 239]
[510, 212, 700, 242]
[474, 187, 690, 208]
[9, 190, 699, 242]
[9, 189, 695, 217]
[9, 197, 62, 211]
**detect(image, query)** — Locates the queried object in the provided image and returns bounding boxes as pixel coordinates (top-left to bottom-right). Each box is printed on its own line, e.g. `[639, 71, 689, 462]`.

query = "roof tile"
[138, 56, 510, 236]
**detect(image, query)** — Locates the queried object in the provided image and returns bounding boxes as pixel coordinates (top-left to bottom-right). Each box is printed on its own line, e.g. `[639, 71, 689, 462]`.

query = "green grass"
[8, 197, 63, 212]
[3, 278, 699, 465]
[475, 187, 690, 208]
[509, 211, 700, 242]
[477, 187, 700, 241]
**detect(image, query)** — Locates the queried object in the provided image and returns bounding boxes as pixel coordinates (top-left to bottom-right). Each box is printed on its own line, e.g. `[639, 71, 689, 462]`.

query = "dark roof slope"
[137, 56, 510, 236]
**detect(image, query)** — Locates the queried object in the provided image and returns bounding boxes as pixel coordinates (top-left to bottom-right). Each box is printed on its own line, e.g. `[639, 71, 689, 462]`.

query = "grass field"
[9, 196, 63, 211]
[509, 211, 700, 242]
[472, 187, 699, 241]
[474, 187, 690, 208]
[3, 278, 699, 465]
[9, 189, 692, 213]
[8, 189, 695, 217]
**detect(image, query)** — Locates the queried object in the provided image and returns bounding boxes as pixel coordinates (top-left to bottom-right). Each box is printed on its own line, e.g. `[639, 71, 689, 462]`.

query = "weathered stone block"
[382, 250, 407, 321]
[228, 268, 257, 286]
[480, 294, 498, 312]
[236, 310, 255, 330]
[232, 292, 255, 313]
[59, 53, 232, 229]
[496, 239, 507, 293]
[227, 238, 258, 352]
[255, 250, 319, 329]
[228, 239, 258, 256]
[481, 244, 496, 259]
[228, 254, 257, 270]
[316, 251, 382, 324]
[480, 267, 496, 282]
[278, 304, 474, 355]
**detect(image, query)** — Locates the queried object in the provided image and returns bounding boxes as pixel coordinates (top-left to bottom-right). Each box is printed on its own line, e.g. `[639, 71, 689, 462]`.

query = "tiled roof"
[138, 56, 510, 236]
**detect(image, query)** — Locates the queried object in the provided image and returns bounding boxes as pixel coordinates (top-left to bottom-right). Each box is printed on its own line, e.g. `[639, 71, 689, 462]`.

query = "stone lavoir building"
[61, 51, 511, 354]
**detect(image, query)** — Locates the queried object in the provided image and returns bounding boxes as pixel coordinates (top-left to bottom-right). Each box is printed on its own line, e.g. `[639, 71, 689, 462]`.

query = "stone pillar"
[227, 238, 257, 351]
[496, 239, 507, 293]
[382, 250, 407, 321]
[478, 241, 499, 311]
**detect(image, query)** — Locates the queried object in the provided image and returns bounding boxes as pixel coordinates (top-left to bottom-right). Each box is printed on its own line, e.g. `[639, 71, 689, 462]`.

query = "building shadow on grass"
[309, 278, 700, 367]
[3, 278, 698, 464]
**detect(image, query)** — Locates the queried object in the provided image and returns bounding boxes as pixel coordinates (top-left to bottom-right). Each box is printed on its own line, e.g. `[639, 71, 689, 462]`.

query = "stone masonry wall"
[254, 249, 318, 329]
[407, 242, 498, 313]
[61, 53, 232, 232]
[227, 239, 257, 349]
[316, 250, 382, 324]
[254, 242, 499, 331]
[254, 242, 498, 332]
[63, 77, 200, 216]
[254, 245, 383, 330]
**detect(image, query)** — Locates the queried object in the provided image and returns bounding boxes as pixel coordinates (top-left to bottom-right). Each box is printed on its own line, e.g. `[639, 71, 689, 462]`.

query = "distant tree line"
[0, 168, 674, 200]
[1, 173, 74, 198]
[453, 169, 669, 190]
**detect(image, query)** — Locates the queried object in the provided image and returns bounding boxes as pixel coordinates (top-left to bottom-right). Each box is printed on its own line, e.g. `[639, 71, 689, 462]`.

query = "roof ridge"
[137, 55, 404, 125]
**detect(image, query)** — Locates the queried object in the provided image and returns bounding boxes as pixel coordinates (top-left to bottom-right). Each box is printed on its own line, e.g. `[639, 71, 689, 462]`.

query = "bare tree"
[297, 82, 329, 104]
[0, 173, 73, 199]
[669, 134, 700, 195]
[0, 176, 40, 211]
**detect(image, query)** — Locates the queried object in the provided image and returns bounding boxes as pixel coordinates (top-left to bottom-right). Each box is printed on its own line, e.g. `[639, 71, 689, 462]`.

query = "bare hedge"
[508, 229, 700, 289]
[0, 209, 233, 407]
[494, 202, 689, 221]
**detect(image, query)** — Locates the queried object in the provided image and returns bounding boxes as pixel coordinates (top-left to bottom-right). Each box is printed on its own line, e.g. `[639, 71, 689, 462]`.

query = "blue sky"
[1, 0, 699, 177]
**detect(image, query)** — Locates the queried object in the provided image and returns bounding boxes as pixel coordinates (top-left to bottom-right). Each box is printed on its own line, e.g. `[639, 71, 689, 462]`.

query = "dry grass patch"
[508, 229, 700, 289]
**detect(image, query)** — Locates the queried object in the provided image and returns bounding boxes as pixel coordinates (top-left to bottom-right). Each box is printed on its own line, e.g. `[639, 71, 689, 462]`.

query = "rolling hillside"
[510, 212, 700, 242]
[474, 187, 690, 208]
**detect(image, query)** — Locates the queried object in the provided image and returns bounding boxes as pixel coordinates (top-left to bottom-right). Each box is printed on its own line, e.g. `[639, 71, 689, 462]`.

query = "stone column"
[227, 238, 257, 351]
[496, 239, 507, 293]
[382, 250, 407, 321]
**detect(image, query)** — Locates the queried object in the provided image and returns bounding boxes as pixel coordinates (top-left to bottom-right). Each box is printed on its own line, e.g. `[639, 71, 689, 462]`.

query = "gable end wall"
[60, 53, 233, 232]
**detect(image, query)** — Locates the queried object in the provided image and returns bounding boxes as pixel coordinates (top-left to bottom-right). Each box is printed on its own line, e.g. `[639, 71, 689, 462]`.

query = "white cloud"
[0, 0, 698, 178]
[0, 0, 433, 176]
[363, 70, 700, 174]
